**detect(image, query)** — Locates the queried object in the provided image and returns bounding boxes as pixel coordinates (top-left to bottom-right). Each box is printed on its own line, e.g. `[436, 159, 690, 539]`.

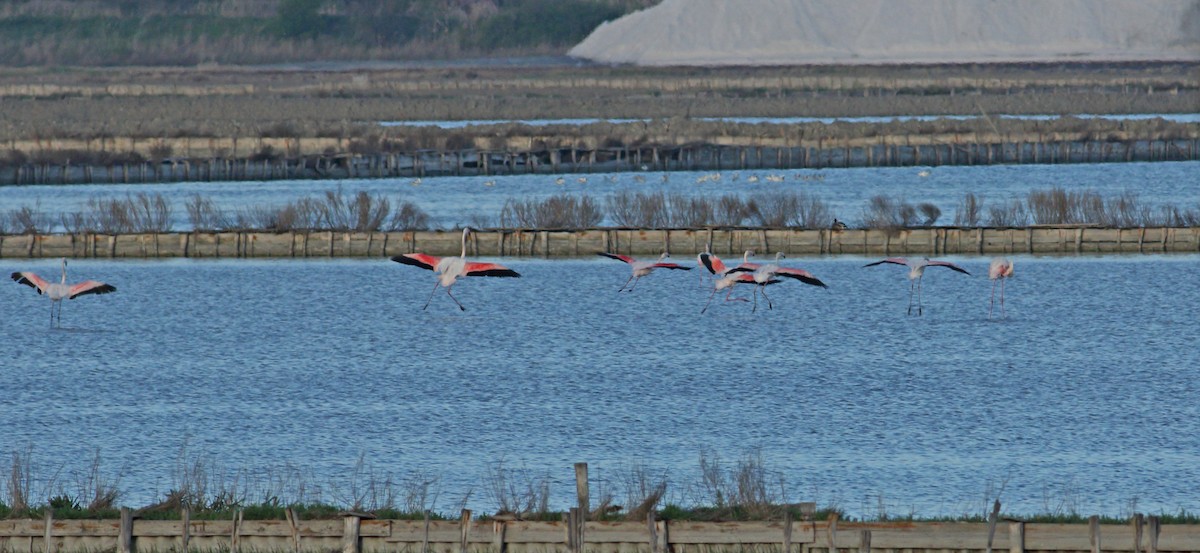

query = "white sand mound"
[569, 0, 1200, 66]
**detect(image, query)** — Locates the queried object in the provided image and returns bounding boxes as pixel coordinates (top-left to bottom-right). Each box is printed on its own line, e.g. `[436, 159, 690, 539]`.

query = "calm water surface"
[1, 161, 1197, 231]
[3, 254, 1198, 518]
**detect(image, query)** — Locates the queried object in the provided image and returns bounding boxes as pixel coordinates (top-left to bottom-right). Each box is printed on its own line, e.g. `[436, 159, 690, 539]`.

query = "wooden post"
[985, 500, 1001, 553]
[285, 508, 300, 553]
[646, 511, 658, 553]
[827, 512, 838, 553]
[1133, 513, 1144, 553]
[459, 509, 472, 553]
[782, 510, 793, 553]
[181, 507, 191, 553]
[1148, 515, 1160, 553]
[342, 514, 361, 553]
[575, 462, 589, 519]
[858, 530, 870, 553]
[44, 510, 53, 553]
[1008, 521, 1024, 553]
[1089, 515, 1101, 553]
[492, 520, 507, 553]
[119, 507, 133, 553]
[422, 510, 432, 553]
[232, 509, 243, 553]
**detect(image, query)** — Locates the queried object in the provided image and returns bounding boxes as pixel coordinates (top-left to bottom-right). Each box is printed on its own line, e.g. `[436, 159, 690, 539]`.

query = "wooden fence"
[1, 510, 1197, 553]
[1, 226, 1198, 259]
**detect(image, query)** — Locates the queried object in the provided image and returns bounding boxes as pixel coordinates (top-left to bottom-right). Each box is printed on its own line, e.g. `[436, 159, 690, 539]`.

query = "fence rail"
[1, 511, 1197, 553]
[1, 227, 1198, 259]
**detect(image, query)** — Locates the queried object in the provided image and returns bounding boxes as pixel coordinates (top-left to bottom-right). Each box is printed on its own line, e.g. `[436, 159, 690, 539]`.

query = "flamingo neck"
[460, 228, 470, 258]
[60, 259, 67, 283]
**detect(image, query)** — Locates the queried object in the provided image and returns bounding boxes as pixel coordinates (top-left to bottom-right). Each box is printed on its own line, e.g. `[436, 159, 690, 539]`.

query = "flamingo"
[391, 227, 520, 311]
[698, 251, 779, 313]
[729, 252, 828, 312]
[597, 252, 690, 292]
[11, 258, 117, 327]
[863, 257, 970, 315]
[988, 257, 1014, 318]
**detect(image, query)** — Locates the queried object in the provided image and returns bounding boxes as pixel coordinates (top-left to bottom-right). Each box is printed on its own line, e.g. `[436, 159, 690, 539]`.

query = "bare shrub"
[336, 452, 396, 512]
[77, 448, 121, 511]
[862, 195, 916, 229]
[386, 201, 431, 231]
[618, 464, 668, 521]
[747, 192, 798, 227]
[1027, 187, 1088, 225]
[186, 194, 229, 231]
[500, 194, 604, 229]
[987, 200, 1029, 227]
[607, 191, 668, 228]
[485, 459, 551, 518]
[400, 470, 441, 514]
[1104, 192, 1150, 228]
[86, 193, 173, 233]
[61, 212, 89, 234]
[10, 203, 52, 234]
[698, 448, 787, 519]
[712, 195, 749, 226]
[667, 194, 713, 227]
[917, 203, 941, 226]
[954, 193, 983, 226]
[319, 188, 392, 231]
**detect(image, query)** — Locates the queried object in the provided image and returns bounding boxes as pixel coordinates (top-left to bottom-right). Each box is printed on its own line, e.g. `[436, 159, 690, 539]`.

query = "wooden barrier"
[1, 516, 1196, 553]
[1, 226, 1198, 259]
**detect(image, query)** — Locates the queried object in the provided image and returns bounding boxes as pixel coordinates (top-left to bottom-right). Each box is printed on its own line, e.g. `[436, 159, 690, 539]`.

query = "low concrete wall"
[0, 515, 1196, 553]
[1, 227, 1198, 259]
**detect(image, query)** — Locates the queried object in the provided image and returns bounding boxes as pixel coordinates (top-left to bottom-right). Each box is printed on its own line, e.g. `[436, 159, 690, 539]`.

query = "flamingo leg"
[724, 287, 747, 302]
[423, 281, 442, 310]
[906, 280, 916, 315]
[752, 286, 760, 313]
[917, 277, 924, 316]
[989, 280, 998, 318]
[701, 287, 718, 313]
[617, 275, 634, 292]
[445, 286, 466, 311]
[1000, 278, 1007, 316]
[761, 285, 773, 310]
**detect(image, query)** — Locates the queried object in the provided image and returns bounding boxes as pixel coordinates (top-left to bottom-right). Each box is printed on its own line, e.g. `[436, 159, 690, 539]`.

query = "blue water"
[3, 254, 1198, 519]
[1, 161, 1197, 232]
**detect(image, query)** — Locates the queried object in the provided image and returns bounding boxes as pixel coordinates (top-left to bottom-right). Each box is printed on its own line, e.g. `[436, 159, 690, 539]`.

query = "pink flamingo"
[11, 258, 117, 327]
[864, 257, 970, 315]
[391, 227, 520, 311]
[697, 251, 773, 313]
[730, 252, 827, 312]
[988, 257, 1014, 318]
[598, 252, 691, 292]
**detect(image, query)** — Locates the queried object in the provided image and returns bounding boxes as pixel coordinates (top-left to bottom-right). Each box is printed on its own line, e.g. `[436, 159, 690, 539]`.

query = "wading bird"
[391, 227, 520, 311]
[11, 258, 116, 327]
[598, 252, 690, 292]
[863, 257, 969, 315]
[988, 257, 1014, 318]
[729, 252, 828, 312]
[698, 251, 765, 312]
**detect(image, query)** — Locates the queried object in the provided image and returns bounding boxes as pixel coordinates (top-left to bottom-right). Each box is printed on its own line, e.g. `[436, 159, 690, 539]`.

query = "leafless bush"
[61, 212, 88, 234]
[862, 195, 917, 229]
[618, 464, 668, 522]
[668, 194, 714, 227]
[335, 452, 396, 512]
[170, 444, 248, 511]
[987, 200, 1029, 227]
[399, 470, 441, 514]
[954, 193, 982, 226]
[185, 193, 229, 231]
[318, 188, 392, 231]
[1027, 188, 1085, 224]
[9, 203, 52, 234]
[500, 194, 604, 229]
[1161, 205, 1200, 227]
[917, 203, 941, 226]
[485, 459, 551, 518]
[713, 195, 750, 226]
[76, 448, 121, 511]
[1103, 192, 1152, 228]
[698, 448, 787, 519]
[744, 192, 831, 228]
[385, 201, 431, 231]
[85, 193, 173, 233]
[607, 191, 669, 228]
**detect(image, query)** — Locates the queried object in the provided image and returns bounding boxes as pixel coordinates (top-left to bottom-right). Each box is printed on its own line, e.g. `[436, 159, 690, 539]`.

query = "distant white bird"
[917, 169, 932, 177]
[391, 227, 520, 311]
[11, 258, 117, 327]
[864, 257, 970, 315]
[598, 252, 690, 292]
[988, 257, 1014, 318]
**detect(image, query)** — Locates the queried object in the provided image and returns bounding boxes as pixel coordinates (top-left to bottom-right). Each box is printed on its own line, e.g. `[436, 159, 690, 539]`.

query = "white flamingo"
[864, 257, 970, 315]
[391, 227, 520, 311]
[11, 258, 117, 327]
[698, 251, 775, 313]
[598, 252, 690, 292]
[988, 257, 1014, 318]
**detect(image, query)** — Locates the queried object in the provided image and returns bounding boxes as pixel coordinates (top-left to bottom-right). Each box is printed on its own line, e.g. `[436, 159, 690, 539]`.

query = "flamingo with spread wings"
[598, 252, 690, 292]
[391, 227, 520, 311]
[863, 257, 970, 315]
[11, 258, 117, 327]
[728, 252, 828, 312]
[697, 251, 772, 313]
[988, 257, 1014, 318]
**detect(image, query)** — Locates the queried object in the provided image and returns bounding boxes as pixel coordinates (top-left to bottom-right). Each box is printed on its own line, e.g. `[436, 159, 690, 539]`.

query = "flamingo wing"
[928, 260, 970, 275]
[391, 253, 441, 271]
[699, 253, 726, 275]
[464, 262, 520, 278]
[863, 257, 909, 268]
[775, 268, 828, 288]
[11, 271, 49, 294]
[69, 280, 116, 298]
[650, 263, 691, 270]
[597, 252, 636, 264]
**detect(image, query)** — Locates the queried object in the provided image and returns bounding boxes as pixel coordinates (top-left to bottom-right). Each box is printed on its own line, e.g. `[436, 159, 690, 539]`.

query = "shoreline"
[3, 226, 1197, 259]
